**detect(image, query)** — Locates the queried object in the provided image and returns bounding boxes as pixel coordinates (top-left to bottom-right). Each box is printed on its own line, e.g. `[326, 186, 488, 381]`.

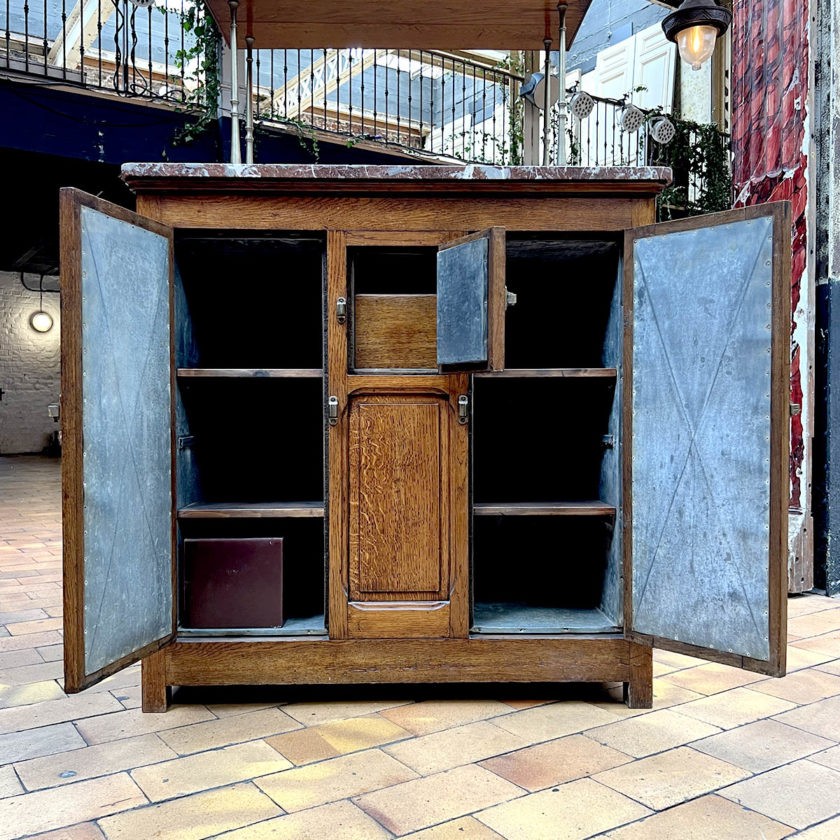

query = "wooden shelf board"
[472, 604, 619, 635]
[178, 501, 325, 519]
[473, 368, 617, 378]
[177, 368, 323, 378]
[474, 501, 616, 516]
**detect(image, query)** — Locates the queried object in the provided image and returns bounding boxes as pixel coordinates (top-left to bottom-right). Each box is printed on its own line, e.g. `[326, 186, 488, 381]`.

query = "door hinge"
[336, 297, 347, 324]
[505, 288, 517, 308]
[328, 395, 339, 426]
[458, 394, 469, 424]
[791, 402, 801, 417]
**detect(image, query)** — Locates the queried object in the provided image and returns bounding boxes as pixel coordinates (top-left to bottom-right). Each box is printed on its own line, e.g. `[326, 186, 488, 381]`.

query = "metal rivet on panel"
[766, 260, 771, 266]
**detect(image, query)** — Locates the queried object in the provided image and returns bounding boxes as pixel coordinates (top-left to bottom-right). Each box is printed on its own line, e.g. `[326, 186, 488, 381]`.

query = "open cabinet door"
[437, 227, 506, 371]
[61, 189, 176, 692]
[627, 203, 790, 676]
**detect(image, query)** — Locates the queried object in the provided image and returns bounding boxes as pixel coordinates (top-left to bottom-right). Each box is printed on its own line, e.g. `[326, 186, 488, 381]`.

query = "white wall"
[0, 272, 61, 454]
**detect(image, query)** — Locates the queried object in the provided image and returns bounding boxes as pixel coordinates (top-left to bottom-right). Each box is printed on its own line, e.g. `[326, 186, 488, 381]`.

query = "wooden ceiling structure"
[203, 0, 594, 49]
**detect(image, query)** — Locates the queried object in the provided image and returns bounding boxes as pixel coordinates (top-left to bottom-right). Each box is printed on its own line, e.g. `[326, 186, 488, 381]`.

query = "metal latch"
[328, 396, 339, 426]
[336, 297, 347, 324]
[791, 402, 801, 417]
[601, 434, 615, 450]
[458, 394, 469, 424]
[505, 288, 517, 308]
[178, 435, 195, 450]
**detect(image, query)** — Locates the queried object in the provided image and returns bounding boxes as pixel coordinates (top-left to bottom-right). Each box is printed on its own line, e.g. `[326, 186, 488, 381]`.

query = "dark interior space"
[504, 236, 621, 369]
[176, 232, 325, 369]
[473, 377, 616, 503]
[349, 246, 438, 294]
[178, 377, 324, 503]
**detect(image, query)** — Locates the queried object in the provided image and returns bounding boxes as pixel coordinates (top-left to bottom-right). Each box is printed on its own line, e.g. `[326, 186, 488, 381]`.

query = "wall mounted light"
[28, 274, 54, 333]
[662, 0, 732, 71]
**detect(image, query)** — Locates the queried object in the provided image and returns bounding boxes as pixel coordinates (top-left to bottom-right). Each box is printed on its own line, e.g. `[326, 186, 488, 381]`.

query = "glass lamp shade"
[676, 24, 718, 70]
[30, 310, 54, 333]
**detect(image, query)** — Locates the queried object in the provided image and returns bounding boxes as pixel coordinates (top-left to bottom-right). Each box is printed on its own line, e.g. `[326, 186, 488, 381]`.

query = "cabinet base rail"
[142, 637, 652, 712]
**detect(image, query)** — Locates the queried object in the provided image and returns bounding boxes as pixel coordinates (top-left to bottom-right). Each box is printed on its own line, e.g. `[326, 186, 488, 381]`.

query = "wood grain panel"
[349, 395, 448, 599]
[164, 636, 637, 686]
[347, 601, 451, 638]
[138, 196, 645, 233]
[355, 295, 437, 369]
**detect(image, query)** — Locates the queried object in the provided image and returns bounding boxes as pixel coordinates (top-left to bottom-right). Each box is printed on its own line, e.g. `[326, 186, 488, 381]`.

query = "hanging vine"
[167, 0, 222, 145]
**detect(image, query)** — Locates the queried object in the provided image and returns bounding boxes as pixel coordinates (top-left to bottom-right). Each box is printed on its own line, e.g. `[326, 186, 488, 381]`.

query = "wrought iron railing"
[1, 0, 730, 194]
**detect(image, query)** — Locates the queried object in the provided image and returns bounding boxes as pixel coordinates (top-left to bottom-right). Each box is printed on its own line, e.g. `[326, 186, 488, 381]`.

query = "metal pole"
[245, 34, 255, 163]
[228, 0, 241, 164]
[542, 36, 551, 165]
[557, 4, 568, 165]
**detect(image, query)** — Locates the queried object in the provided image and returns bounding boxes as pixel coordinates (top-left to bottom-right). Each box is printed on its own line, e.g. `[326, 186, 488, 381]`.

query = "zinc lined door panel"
[349, 394, 449, 600]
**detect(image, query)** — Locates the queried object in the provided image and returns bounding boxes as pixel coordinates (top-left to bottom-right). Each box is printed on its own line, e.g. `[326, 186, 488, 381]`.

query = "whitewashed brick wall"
[0, 272, 61, 454]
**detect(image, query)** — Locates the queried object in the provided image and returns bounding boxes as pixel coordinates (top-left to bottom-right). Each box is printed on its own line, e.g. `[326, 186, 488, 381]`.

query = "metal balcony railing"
[1, 0, 731, 205]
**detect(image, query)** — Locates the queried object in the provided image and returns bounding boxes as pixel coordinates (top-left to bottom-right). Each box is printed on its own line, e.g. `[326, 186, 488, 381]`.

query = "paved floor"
[2, 456, 840, 839]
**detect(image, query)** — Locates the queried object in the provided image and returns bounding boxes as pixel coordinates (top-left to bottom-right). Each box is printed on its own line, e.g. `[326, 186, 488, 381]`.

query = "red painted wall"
[731, 0, 809, 510]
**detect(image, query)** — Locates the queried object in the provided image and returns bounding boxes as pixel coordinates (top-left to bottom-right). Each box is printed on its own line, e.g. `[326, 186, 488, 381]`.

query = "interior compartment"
[472, 516, 620, 632]
[175, 231, 325, 369]
[504, 236, 621, 369]
[177, 377, 324, 505]
[178, 519, 325, 634]
[349, 246, 437, 294]
[473, 378, 616, 503]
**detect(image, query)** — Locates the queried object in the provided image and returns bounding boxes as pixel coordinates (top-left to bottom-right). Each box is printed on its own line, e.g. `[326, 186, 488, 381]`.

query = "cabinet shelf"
[177, 368, 323, 379]
[472, 603, 619, 634]
[473, 368, 617, 379]
[178, 501, 325, 519]
[179, 614, 327, 636]
[474, 501, 616, 516]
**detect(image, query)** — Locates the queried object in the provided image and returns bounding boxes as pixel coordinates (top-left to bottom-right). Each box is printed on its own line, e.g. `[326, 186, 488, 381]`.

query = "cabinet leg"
[624, 643, 653, 709]
[142, 650, 171, 713]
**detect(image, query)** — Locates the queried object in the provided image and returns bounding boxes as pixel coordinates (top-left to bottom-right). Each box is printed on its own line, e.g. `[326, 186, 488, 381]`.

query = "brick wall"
[0, 272, 61, 454]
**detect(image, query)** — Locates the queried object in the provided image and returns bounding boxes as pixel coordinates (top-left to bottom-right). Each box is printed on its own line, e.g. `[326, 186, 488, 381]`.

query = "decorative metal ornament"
[569, 90, 595, 120]
[650, 117, 676, 145]
[620, 103, 645, 133]
[128, 0, 154, 7]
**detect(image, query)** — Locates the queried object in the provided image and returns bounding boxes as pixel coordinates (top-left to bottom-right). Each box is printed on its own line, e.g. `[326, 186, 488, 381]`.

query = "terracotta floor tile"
[281, 699, 410, 726]
[598, 794, 793, 839]
[586, 709, 721, 758]
[380, 699, 514, 735]
[786, 646, 836, 671]
[476, 777, 651, 840]
[0, 630, 62, 654]
[5, 617, 62, 635]
[792, 633, 840, 658]
[774, 695, 840, 741]
[787, 595, 837, 618]
[131, 739, 292, 801]
[789, 610, 840, 638]
[0, 765, 23, 798]
[34, 644, 63, 663]
[384, 720, 528, 775]
[0, 691, 121, 735]
[671, 687, 796, 729]
[588, 678, 704, 719]
[0, 648, 43, 669]
[15, 733, 178, 791]
[750, 668, 840, 704]
[98, 782, 281, 840]
[491, 701, 619, 742]
[157, 707, 300, 755]
[0, 659, 63, 685]
[792, 815, 840, 838]
[693, 718, 835, 773]
[402, 816, 506, 839]
[660, 662, 765, 695]
[0, 679, 65, 708]
[22, 823, 107, 840]
[721, 759, 840, 829]
[74, 704, 217, 745]
[205, 702, 281, 718]
[266, 713, 410, 765]
[499, 699, 553, 711]
[0, 773, 147, 840]
[808, 744, 840, 772]
[355, 764, 521, 836]
[0, 721, 86, 763]
[479, 733, 631, 791]
[213, 801, 391, 840]
[256, 748, 418, 812]
[816, 659, 840, 676]
[593, 746, 749, 810]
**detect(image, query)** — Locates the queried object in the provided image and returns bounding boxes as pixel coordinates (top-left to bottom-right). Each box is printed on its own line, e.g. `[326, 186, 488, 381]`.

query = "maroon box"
[182, 537, 284, 629]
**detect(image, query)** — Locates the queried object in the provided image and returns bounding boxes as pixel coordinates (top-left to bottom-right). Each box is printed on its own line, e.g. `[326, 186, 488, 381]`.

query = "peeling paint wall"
[731, 0, 814, 591]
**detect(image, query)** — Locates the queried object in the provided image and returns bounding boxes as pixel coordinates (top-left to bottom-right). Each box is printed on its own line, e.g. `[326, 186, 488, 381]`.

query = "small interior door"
[627, 203, 790, 676]
[61, 188, 176, 692]
[437, 227, 506, 371]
